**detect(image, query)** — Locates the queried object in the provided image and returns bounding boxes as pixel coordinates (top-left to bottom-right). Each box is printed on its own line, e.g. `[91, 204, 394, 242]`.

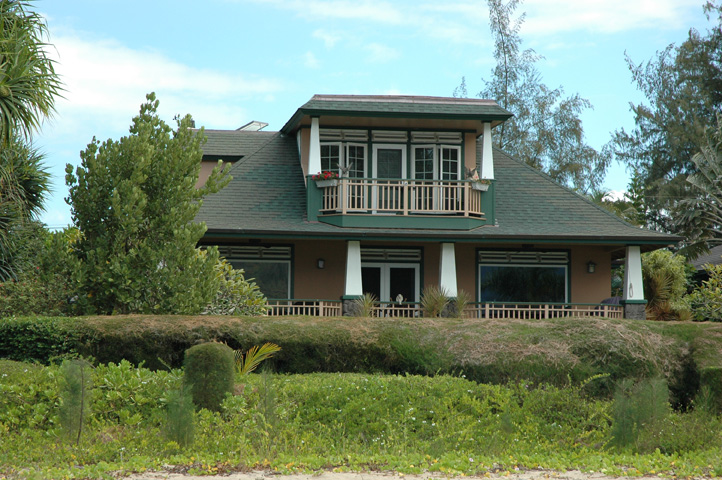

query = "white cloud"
[313, 29, 341, 48]
[304, 51, 321, 69]
[48, 33, 284, 133]
[365, 43, 400, 63]
[523, 0, 701, 34]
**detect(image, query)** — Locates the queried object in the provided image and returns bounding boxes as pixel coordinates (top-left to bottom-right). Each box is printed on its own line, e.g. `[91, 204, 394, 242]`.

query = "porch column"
[309, 116, 321, 175]
[622, 245, 647, 320]
[439, 243, 458, 297]
[481, 122, 494, 179]
[343, 240, 363, 315]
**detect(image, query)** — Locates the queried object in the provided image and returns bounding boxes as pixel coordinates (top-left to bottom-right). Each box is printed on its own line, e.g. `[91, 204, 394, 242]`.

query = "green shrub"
[164, 387, 195, 448]
[420, 285, 449, 317]
[351, 292, 377, 317]
[698, 367, 722, 414]
[203, 258, 267, 316]
[183, 342, 235, 412]
[59, 358, 93, 445]
[0, 316, 77, 362]
[687, 263, 722, 322]
[642, 250, 691, 321]
[610, 377, 670, 450]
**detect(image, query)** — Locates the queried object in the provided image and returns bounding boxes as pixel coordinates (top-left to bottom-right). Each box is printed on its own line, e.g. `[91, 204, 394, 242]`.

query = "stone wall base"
[622, 301, 647, 320]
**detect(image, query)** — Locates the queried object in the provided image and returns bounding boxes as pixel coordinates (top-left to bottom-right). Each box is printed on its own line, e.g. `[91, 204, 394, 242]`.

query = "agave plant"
[352, 292, 377, 317]
[420, 285, 450, 317]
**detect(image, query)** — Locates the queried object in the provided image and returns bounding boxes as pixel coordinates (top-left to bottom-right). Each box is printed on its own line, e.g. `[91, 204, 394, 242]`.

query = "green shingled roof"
[281, 95, 513, 134]
[196, 132, 679, 246]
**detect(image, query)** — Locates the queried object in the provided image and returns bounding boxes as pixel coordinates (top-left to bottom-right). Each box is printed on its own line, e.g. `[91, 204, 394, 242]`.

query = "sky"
[30, 0, 717, 229]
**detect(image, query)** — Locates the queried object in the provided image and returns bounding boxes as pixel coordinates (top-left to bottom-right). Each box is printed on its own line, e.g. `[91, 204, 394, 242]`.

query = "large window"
[320, 143, 367, 177]
[218, 246, 292, 299]
[478, 251, 568, 303]
[411, 145, 461, 181]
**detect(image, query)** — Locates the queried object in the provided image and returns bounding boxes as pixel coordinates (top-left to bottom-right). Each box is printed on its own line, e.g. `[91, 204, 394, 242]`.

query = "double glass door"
[361, 263, 419, 303]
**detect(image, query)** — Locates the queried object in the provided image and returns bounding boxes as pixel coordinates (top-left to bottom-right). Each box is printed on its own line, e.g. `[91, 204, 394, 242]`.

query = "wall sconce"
[587, 261, 596, 274]
[317, 258, 325, 269]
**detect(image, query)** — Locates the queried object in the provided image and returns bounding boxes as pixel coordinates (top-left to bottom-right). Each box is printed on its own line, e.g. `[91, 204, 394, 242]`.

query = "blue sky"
[34, 0, 715, 229]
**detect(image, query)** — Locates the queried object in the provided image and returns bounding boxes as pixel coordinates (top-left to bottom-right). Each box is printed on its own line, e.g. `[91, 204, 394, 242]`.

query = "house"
[196, 95, 680, 319]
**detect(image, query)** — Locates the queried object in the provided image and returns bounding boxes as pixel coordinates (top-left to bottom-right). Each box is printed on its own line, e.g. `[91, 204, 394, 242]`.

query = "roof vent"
[237, 121, 269, 131]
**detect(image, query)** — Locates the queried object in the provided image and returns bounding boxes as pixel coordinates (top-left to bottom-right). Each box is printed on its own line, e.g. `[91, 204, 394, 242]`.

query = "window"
[477, 250, 569, 303]
[361, 248, 421, 302]
[411, 145, 461, 181]
[320, 142, 367, 177]
[218, 246, 292, 299]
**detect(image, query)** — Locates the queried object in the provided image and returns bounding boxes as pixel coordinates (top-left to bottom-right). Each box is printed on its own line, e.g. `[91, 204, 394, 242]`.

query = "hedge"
[1, 315, 721, 405]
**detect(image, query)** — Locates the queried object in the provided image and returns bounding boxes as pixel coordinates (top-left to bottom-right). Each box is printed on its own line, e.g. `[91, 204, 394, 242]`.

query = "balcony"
[310, 178, 494, 230]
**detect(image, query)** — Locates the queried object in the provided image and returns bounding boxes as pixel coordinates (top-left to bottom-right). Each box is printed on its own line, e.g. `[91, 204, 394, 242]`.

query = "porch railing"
[265, 300, 623, 319]
[318, 178, 484, 217]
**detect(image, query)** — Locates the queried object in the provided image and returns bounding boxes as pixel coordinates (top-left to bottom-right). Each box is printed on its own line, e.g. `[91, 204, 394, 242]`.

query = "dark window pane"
[232, 261, 290, 299]
[479, 266, 566, 302]
[389, 267, 416, 303]
[362, 267, 382, 299]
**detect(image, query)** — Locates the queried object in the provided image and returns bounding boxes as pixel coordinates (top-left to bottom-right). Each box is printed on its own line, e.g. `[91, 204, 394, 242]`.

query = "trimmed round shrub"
[182, 342, 235, 412]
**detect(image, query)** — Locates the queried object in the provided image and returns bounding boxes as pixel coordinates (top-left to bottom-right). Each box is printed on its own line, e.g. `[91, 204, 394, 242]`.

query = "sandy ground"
[124, 470, 662, 480]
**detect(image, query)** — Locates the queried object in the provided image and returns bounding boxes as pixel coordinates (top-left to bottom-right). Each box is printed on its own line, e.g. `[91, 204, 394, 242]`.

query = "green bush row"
[1, 315, 721, 404]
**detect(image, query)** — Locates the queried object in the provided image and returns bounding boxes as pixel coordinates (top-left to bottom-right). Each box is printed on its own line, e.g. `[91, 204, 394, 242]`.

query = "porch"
[266, 299, 624, 319]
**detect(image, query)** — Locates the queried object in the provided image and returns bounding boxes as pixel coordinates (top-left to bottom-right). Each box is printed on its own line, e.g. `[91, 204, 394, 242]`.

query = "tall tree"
[0, 0, 59, 281]
[65, 93, 230, 314]
[0, 0, 62, 146]
[674, 114, 722, 257]
[610, 3, 722, 233]
[457, 0, 609, 193]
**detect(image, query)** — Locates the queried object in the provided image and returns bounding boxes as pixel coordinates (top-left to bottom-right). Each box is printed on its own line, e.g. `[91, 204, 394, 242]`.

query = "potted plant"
[466, 169, 491, 191]
[312, 171, 339, 187]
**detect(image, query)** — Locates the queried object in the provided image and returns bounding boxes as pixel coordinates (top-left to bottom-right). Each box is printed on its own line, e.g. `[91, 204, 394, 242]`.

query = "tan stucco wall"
[464, 132, 477, 173]
[212, 239, 613, 303]
[300, 128, 310, 177]
[196, 161, 219, 188]
[569, 245, 612, 303]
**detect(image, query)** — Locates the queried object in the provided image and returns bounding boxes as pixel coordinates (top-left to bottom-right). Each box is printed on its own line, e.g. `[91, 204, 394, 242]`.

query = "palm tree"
[0, 0, 63, 146]
[0, 0, 60, 280]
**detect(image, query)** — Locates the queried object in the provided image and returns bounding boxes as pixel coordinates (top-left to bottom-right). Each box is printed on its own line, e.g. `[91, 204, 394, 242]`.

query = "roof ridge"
[310, 94, 499, 105]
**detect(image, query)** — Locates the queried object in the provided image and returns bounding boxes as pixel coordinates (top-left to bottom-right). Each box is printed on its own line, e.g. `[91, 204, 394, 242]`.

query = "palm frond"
[235, 343, 281, 376]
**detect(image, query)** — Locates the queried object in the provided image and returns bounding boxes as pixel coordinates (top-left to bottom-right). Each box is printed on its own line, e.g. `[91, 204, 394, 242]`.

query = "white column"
[344, 240, 363, 297]
[622, 246, 644, 301]
[309, 117, 321, 175]
[439, 243, 458, 297]
[481, 122, 494, 180]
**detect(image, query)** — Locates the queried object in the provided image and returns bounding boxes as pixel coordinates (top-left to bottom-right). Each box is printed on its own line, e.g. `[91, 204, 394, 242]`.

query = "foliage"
[0, 224, 78, 317]
[0, 0, 63, 146]
[0, 140, 50, 281]
[610, 377, 670, 450]
[352, 292, 377, 317]
[420, 285, 449, 317]
[453, 289, 472, 318]
[235, 342, 281, 376]
[164, 387, 195, 448]
[183, 342, 235, 412]
[203, 258, 267, 316]
[3, 365, 722, 479]
[686, 262, 722, 321]
[641, 250, 691, 321]
[58, 358, 92, 445]
[0, 316, 78, 362]
[609, 3, 722, 233]
[674, 114, 722, 256]
[65, 93, 230, 314]
[456, 0, 608, 193]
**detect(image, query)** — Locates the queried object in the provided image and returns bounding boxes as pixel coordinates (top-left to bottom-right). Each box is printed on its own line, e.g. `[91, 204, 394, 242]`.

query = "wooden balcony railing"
[264, 300, 623, 319]
[318, 178, 484, 217]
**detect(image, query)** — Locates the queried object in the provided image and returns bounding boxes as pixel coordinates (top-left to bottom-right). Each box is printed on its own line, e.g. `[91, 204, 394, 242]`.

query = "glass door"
[372, 145, 407, 213]
[362, 262, 419, 303]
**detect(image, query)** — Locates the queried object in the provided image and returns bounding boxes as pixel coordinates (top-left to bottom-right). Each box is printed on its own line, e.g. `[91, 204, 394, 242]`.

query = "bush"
[642, 250, 691, 321]
[0, 316, 77, 362]
[420, 285, 449, 317]
[183, 342, 235, 412]
[610, 377, 669, 451]
[203, 258, 267, 316]
[686, 263, 722, 322]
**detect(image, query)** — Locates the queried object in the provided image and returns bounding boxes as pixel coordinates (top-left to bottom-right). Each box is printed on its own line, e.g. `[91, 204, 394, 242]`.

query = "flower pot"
[315, 179, 339, 188]
[471, 182, 489, 191]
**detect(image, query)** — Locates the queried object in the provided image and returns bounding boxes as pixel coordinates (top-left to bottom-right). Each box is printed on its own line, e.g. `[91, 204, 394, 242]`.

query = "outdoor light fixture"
[587, 261, 596, 274]
[317, 258, 325, 269]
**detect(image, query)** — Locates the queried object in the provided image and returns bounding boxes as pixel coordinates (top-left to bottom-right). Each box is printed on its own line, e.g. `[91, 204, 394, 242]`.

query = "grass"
[1, 359, 722, 479]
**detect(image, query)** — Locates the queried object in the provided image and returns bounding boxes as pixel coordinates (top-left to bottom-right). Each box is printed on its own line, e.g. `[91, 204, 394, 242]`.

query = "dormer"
[281, 95, 512, 230]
